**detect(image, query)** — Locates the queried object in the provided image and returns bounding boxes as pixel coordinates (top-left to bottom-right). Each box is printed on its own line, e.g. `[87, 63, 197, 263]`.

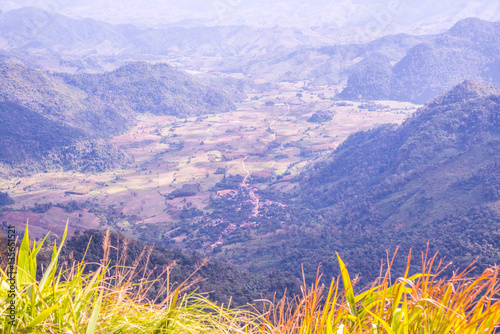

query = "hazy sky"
[1, 0, 499, 32]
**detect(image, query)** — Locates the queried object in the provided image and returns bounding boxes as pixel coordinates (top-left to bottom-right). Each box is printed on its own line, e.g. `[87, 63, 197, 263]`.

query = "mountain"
[0, 7, 127, 53]
[58, 62, 236, 117]
[235, 33, 431, 84]
[0, 62, 129, 136]
[339, 18, 500, 103]
[0, 7, 430, 84]
[3, 1, 500, 35]
[0, 61, 237, 172]
[303, 80, 500, 220]
[298, 80, 500, 278]
[3, 8, 500, 92]
[218, 81, 500, 285]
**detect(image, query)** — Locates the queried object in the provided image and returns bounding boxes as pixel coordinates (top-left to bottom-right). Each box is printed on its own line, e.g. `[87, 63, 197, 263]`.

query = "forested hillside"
[45, 229, 300, 306]
[0, 61, 236, 172]
[299, 80, 500, 279]
[58, 62, 236, 117]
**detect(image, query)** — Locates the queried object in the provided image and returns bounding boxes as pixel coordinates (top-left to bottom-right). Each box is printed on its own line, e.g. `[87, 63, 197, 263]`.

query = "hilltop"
[57, 62, 236, 117]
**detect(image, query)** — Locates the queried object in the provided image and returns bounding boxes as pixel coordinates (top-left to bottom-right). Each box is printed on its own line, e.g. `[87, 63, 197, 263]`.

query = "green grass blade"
[86, 291, 103, 334]
[17, 221, 31, 286]
[26, 303, 60, 328]
[39, 220, 68, 291]
[336, 252, 358, 317]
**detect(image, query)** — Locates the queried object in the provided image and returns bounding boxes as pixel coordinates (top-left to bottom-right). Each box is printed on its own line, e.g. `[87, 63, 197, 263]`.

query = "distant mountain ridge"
[339, 18, 500, 103]
[2, 8, 499, 94]
[0, 7, 338, 69]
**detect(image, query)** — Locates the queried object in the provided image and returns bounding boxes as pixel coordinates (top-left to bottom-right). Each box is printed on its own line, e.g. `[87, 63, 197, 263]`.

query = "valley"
[0, 81, 417, 248]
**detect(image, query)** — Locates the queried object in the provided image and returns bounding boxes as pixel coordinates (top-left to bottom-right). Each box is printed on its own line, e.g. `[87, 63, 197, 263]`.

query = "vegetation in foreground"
[1, 223, 499, 333]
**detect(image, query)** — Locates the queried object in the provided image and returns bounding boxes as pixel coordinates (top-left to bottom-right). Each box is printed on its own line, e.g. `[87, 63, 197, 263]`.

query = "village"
[202, 186, 288, 252]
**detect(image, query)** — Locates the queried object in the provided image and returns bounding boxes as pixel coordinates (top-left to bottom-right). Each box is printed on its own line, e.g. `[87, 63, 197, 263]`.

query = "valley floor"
[0, 82, 418, 252]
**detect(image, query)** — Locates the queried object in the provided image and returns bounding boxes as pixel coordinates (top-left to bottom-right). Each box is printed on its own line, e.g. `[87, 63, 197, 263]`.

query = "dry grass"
[1, 223, 499, 333]
[257, 248, 500, 333]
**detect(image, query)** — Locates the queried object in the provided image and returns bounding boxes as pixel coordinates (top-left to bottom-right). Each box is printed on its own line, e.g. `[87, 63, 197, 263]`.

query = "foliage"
[0, 223, 259, 333]
[259, 249, 500, 333]
[0, 101, 85, 166]
[307, 111, 334, 123]
[2, 223, 500, 333]
[53, 229, 300, 307]
[0, 193, 13, 207]
[59, 62, 236, 117]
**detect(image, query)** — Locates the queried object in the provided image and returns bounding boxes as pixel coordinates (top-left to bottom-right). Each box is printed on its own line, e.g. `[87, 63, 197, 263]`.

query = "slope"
[48, 228, 300, 306]
[58, 62, 236, 117]
[0, 61, 236, 173]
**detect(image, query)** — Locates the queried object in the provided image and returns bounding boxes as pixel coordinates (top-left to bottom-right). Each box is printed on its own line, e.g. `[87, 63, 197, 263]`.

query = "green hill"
[45, 228, 300, 306]
[0, 101, 84, 165]
[58, 62, 236, 117]
[297, 80, 500, 280]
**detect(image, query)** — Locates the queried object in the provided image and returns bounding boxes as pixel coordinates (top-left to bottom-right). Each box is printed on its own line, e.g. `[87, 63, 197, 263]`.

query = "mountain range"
[339, 18, 500, 103]
[3, 4, 500, 299]
[1, 7, 499, 102]
[2, 0, 499, 34]
[0, 7, 339, 73]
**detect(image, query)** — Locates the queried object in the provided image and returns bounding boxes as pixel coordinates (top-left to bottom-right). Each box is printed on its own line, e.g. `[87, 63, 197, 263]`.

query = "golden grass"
[258, 249, 500, 333]
[1, 223, 499, 333]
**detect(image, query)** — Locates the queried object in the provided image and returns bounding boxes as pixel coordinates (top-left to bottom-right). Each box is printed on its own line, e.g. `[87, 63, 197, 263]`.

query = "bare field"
[0, 83, 419, 238]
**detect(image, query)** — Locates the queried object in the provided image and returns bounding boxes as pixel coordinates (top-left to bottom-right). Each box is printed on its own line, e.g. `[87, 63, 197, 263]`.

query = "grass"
[1, 223, 499, 333]
[260, 250, 500, 333]
[0, 223, 258, 333]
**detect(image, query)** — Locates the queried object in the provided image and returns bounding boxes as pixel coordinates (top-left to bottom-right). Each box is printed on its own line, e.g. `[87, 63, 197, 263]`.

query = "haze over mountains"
[1, 0, 499, 35]
[1, 7, 499, 103]
[339, 18, 500, 103]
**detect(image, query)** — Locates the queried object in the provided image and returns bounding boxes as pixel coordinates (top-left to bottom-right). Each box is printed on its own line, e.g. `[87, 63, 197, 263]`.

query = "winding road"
[240, 95, 292, 217]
